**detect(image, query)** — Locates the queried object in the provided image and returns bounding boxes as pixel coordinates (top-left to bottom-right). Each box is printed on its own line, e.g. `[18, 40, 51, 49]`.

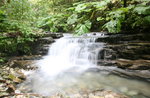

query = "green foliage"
[38, 14, 68, 32]
[2, 0, 34, 22]
[67, 14, 78, 25]
[134, 6, 150, 15]
[0, 0, 150, 57]
[124, 4, 150, 32]
[0, 57, 6, 63]
[65, 1, 111, 35]
[0, 0, 40, 55]
[37, 0, 150, 34]
[0, 22, 35, 55]
[0, 10, 5, 21]
[103, 8, 129, 33]
[75, 20, 91, 35]
[0, 10, 7, 31]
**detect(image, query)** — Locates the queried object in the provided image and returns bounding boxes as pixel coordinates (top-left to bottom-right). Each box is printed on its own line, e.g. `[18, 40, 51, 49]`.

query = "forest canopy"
[0, 0, 150, 58]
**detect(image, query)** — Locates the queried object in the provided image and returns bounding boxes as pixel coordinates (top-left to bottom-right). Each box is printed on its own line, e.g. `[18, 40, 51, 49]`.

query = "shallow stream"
[18, 34, 150, 98]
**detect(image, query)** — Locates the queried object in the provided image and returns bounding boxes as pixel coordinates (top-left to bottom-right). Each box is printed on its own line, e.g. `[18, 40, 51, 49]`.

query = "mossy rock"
[8, 74, 22, 84]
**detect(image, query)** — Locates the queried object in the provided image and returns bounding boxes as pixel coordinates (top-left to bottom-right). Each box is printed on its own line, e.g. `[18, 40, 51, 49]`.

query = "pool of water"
[19, 67, 150, 98]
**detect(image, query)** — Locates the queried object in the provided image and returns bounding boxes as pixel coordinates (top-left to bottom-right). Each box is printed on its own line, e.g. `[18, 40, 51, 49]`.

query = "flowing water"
[19, 34, 150, 98]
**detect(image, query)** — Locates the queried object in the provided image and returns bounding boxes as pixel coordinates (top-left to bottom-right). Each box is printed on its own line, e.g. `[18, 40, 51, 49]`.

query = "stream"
[18, 34, 150, 98]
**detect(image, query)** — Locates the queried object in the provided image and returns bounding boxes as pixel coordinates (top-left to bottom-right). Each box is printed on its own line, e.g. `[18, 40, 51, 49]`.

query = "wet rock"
[9, 60, 37, 70]
[111, 68, 150, 81]
[96, 33, 150, 77]
[43, 90, 128, 98]
[12, 55, 42, 60]
[31, 37, 54, 55]
[30, 32, 63, 55]
[127, 90, 138, 96]
[95, 33, 150, 43]
[43, 32, 63, 38]
[101, 42, 150, 60]
[93, 90, 128, 98]
[8, 74, 22, 84]
[119, 87, 128, 93]
[88, 90, 128, 98]
[115, 59, 150, 70]
[37, 37, 54, 44]
[6, 83, 16, 93]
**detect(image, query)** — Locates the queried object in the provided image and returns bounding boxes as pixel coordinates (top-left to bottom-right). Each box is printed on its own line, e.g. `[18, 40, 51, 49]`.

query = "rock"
[119, 87, 128, 93]
[37, 37, 54, 44]
[8, 74, 22, 84]
[115, 59, 150, 70]
[9, 60, 37, 70]
[13, 55, 42, 60]
[96, 33, 150, 78]
[29, 32, 63, 55]
[6, 84, 16, 93]
[45, 90, 128, 98]
[111, 68, 150, 81]
[31, 37, 54, 55]
[88, 90, 128, 98]
[95, 33, 150, 43]
[127, 90, 138, 96]
[43, 32, 63, 38]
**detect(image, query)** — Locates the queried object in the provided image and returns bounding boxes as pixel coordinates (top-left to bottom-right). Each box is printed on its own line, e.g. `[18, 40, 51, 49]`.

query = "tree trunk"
[123, 0, 127, 7]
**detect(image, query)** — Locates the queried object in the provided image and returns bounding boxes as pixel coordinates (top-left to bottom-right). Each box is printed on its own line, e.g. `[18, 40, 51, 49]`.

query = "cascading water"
[37, 34, 104, 77]
[19, 34, 150, 97]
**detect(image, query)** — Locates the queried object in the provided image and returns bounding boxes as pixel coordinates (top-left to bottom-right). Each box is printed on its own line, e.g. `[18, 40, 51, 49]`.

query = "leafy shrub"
[131, 5, 150, 31]
[0, 10, 7, 32]
[0, 0, 43, 55]
[75, 20, 91, 35]
[38, 14, 68, 32]
[103, 8, 129, 33]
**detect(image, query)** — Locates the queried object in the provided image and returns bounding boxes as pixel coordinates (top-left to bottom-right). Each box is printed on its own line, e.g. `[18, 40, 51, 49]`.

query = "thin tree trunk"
[123, 0, 127, 7]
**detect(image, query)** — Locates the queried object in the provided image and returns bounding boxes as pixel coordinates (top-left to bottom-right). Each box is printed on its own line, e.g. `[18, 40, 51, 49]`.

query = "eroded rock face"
[96, 33, 150, 80]
[96, 33, 150, 67]
[31, 32, 63, 55]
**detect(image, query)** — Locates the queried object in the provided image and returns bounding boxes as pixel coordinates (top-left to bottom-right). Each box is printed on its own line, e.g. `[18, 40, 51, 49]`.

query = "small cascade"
[37, 34, 104, 77]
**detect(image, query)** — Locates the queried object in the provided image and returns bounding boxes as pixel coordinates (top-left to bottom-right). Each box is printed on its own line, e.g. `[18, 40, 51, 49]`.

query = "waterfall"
[22, 34, 105, 95]
[37, 34, 104, 77]
[19, 34, 150, 97]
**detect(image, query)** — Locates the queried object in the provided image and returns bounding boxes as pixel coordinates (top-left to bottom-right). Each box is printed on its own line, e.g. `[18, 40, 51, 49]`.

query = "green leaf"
[84, 20, 91, 29]
[143, 16, 150, 25]
[75, 20, 91, 35]
[134, 6, 150, 15]
[75, 3, 86, 12]
[103, 20, 121, 33]
[97, 17, 104, 21]
[75, 24, 88, 35]
[67, 14, 78, 24]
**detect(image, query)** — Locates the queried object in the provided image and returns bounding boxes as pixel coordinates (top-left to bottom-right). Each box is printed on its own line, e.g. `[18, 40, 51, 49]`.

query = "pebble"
[15, 90, 21, 93]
